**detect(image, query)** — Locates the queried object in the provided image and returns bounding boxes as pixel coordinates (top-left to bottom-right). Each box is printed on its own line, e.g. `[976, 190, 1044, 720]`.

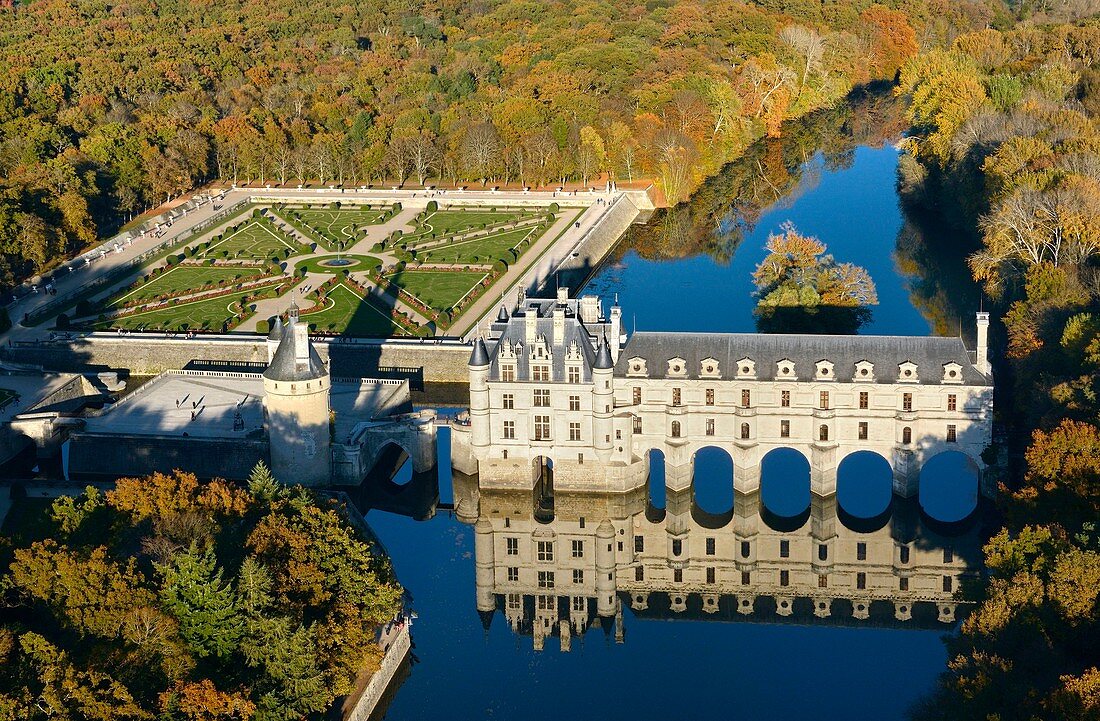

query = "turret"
[474, 518, 496, 617]
[262, 306, 331, 486]
[609, 301, 623, 362]
[469, 338, 491, 456]
[266, 316, 283, 362]
[593, 335, 614, 461]
[596, 519, 616, 617]
[976, 311, 990, 375]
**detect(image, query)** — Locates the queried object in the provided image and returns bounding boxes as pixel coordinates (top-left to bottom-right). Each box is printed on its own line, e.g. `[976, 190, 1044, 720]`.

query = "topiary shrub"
[426, 200, 438, 212]
[256, 319, 269, 334]
[549, 202, 559, 212]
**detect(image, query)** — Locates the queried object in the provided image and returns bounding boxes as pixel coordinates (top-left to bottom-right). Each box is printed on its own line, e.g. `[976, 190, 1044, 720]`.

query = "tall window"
[780, 539, 790, 558]
[781, 390, 791, 407]
[634, 535, 644, 552]
[672, 539, 682, 556]
[503, 420, 515, 439]
[741, 389, 751, 407]
[537, 540, 554, 561]
[506, 537, 518, 555]
[705, 418, 715, 436]
[572, 569, 584, 584]
[534, 415, 551, 440]
[633, 387, 642, 405]
[508, 567, 519, 582]
[902, 392, 913, 411]
[633, 415, 642, 434]
[819, 391, 829, 409]
[568, 395, 580, 411]
[538, 571, 554, 589]
[946, 424, 957, 443]
[572, 597, 586, 612]
[569, 422, 581, 441]
[857, 572, 866, 590]
[741, 571, 750, 585]
[502, 393, 514, 409]
[859, 391, 869, 409]
[740, 541, 751, 558]
[947, 393, 957, 411]
[705, 388, 715, 406]
[706, 567, 716, 584]
[902, 426, 912, 444]
[819, 424, 829, 442]
[780, 570, 790, 587]
[635, 566, 644, 581]
[706, 537, 716, 555]
[501, 365, 515, 382]
[858, 421, 868, 440]
[672, 387, 682, 406]
[819, 574, 828, 588]
[673, 568, 683, 583]
[943, 547, 954, 563]
[740, 423, 750, 440]
[568, 366, 580, 383]
[533, 389, 550, 407]
[532, 365, 550, 382]
[899, 577, 909, 591]
[943, 575, 953, 592]
[857, 542, 867, 560]
[818, 544, 828, 561]
[671, 421, 681, 438]
[780, 420, 790, 438]
[899, 546, 910, 564]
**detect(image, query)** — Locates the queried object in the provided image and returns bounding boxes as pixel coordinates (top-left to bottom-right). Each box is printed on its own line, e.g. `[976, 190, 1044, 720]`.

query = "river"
[365, 93, 986, 721]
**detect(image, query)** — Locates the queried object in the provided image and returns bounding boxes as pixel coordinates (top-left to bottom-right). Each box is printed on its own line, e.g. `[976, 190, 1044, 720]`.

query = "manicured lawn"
[106, 265, 264, 307]
[200, 219, 303, 261]
[278, 207, 391, 249]
[386, 270, 487, 310]
[418, 226, 541, 264]
[408, 209, 536, 239]
[301, 283, 403, 336]
[96, 287, 267, 332]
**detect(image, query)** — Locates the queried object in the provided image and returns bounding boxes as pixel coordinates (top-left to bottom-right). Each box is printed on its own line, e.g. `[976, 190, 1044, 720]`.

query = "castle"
[450, 289, 994, 500]
[19, 305, 438, 485]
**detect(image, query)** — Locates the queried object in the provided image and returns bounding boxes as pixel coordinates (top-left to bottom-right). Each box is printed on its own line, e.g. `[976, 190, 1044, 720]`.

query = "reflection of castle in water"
[453, 474, 981, 650]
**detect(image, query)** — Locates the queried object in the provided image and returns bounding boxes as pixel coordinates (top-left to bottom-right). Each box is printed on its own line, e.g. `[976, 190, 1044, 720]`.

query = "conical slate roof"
[266, 315, 283, 341]
[593, 335, 614, 369]
[263, 312, 327, 382]
[469, 337, 490, 367]
[496, 305, 509, 323]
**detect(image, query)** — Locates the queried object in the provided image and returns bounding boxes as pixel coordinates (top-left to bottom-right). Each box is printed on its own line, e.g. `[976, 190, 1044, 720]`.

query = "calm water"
[367, 103, 983, 721]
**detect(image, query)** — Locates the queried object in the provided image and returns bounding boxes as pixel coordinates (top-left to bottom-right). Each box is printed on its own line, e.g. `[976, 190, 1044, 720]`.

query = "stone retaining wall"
[547, 193, 648, 294]
[341, 623, 412, 721]
[67, 433, 268, 480]
[2, 335, 472, 382]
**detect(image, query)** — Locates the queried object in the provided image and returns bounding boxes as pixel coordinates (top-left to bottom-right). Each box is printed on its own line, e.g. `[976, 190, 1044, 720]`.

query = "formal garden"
[59, 201, 579, 336]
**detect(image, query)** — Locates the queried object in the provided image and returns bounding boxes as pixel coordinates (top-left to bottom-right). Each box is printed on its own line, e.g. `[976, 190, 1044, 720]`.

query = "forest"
[895, 18, 1100, 721]
[0, 0, 1005, 291]
[0, 465, 403, 720]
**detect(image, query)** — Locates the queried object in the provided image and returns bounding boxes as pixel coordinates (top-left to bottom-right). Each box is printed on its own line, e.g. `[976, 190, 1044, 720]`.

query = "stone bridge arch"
[334, 410, 436, 485]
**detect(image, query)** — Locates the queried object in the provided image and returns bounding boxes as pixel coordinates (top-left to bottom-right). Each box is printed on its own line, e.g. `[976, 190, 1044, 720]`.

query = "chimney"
[525, 311, 537, 344]
[976, 312, 990, 375]
[553, 306, 566, 346]
[557, 286, 569, 304]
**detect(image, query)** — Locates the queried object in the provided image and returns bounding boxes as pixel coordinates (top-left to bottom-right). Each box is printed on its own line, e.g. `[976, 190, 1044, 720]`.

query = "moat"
[365, 96, 987, 721]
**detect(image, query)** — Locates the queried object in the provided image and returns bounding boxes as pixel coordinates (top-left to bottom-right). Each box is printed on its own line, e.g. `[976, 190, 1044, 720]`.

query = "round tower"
[262, 306, 331, 486]
[596, 519, 617, 617]
[468, 337, 491, 458]
[593, 335, 614, 462]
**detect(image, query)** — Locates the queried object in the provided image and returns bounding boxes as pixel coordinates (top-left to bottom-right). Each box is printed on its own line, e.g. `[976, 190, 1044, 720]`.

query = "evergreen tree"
[247, 461, 285, 503]
[242, 617, 329, 720]
[158, 545, 244, 660]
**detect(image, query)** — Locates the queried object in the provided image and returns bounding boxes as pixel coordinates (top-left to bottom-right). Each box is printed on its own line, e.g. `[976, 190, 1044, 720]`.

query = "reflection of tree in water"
[894, 203, 982, 340]
[623, 85, 908, 263]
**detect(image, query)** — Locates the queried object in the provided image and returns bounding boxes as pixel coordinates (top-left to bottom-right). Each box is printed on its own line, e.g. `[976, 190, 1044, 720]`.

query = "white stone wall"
[263, 374, 332, 486]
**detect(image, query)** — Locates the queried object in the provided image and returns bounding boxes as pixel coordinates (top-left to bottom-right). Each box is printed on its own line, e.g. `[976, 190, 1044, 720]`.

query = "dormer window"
[666, 357, 687, 377]
[776, 359, 796, 379]
[898, 361, 919, 382]
[736, 358, 756, 379]
[627, 357, 648, 377]
[700, 357, 721, 378]
[854, 360, 874, 380]
[942, 362, 963, 384]
[815, 360, 835, 381]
